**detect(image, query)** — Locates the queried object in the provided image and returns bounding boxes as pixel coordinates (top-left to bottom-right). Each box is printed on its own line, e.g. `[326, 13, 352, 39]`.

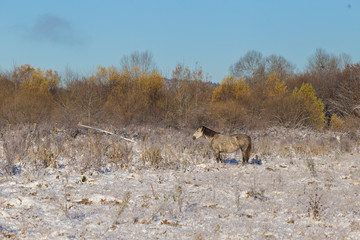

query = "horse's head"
[192, 126, 204, 140]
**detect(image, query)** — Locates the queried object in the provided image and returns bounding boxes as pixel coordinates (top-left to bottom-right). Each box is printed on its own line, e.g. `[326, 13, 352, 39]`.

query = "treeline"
[0, 50, 359, 131]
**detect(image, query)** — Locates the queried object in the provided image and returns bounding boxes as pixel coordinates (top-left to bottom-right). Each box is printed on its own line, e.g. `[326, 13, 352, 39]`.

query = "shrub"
[7, 65, 59, 124]
[210, 100, 248, 130]
[307, 187, 325, 221]
[212, 75, 250, 102]
[343, 116, 360, 131]
[106, 67, 165, 125]
[0, 76, 15, 126]
[292, 83, 325, 129]
[264, 72, 287, 98]
[329, 114, 344, 131]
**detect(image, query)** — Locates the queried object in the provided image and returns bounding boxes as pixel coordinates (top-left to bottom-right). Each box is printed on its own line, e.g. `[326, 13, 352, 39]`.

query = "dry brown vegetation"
[0, 50, 359, 131]
[1, 50, 360, 240]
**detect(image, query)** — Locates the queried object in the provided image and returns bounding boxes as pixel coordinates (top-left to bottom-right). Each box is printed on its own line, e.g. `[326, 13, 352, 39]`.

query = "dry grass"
[1, 123, 360, 239]
[1, 124, 359, 178]
[1, 124, 35, 175]
[106, 140, 133, 169]
[143, 147, 162, 168]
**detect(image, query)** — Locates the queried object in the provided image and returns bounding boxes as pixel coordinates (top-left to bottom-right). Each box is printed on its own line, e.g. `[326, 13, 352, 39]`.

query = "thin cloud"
[15, 14, 84, 46]
[33, 14, 82, 45]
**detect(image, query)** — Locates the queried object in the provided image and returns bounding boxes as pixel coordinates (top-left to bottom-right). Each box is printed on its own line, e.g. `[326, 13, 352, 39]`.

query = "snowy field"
[1, 126, 360, 239]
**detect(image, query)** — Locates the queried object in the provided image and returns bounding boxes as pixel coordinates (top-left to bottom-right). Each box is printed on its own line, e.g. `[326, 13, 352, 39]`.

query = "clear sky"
[1, 0, 359, 83]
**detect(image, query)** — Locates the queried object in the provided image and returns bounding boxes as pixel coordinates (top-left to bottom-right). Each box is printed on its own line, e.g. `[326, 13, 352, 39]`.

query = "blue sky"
[1, 0, 359, 83]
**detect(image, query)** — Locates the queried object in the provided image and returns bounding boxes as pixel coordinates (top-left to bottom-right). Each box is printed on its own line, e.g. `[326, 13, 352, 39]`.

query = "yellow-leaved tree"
[106, 66, 165, 124]
[264, 72, 287, 98]
[12, 64, 58, 123]
[105, 67, 134, 124]
[235, 76, 251, 101]
[262, 72, 292, 127]
[0, 74, 15, 125]
[212, 75, 236, 102]
[211, 75, 250, 129]
[136, 69, 165, 122]
[292, 83, 325, 129]
[212, 75, 250, 102]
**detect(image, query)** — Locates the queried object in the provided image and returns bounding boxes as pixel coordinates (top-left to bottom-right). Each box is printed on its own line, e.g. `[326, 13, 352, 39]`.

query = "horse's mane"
[201, 126, 219, 137]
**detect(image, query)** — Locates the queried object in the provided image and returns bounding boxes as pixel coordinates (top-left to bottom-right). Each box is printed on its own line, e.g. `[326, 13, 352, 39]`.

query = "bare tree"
[172, 63, 192, 81]
[230, 50, 265, 83]
[338, 53, 352, 70]
[63, 66, 81, 86]
[306, 49, 354, 120]
[265, 55, 295, 80]
[120, 51, 156, 73]
[330, 64, 360, 117]
[306, 48, 340, 75]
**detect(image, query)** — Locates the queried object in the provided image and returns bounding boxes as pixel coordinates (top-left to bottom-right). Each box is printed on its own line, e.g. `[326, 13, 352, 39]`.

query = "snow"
[0, 127, 360, 239]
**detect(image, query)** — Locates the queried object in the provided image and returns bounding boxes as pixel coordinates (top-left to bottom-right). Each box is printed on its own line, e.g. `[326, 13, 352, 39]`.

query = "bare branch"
[78, 123, 136, 143]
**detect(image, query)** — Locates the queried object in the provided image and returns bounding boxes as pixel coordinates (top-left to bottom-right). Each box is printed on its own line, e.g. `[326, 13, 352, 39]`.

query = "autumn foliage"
[106, 67, 165, 124]
[0, 51, 359, 131]
[0, 65, 58, 124]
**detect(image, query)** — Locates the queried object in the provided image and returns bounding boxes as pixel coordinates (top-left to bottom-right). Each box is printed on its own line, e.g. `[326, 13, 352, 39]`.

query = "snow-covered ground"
[1, 126, 360, 239]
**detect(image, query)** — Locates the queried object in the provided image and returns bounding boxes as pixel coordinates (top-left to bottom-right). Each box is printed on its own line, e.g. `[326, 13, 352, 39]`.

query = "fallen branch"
[78, 124, 137, 143]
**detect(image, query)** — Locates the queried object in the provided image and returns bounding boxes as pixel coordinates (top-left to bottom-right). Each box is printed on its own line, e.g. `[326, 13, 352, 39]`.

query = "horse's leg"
[246, 143, 251, 164]
[215, 151, 221, 163]
[241, 146, 249, 165]
[241, 144, 251, 164]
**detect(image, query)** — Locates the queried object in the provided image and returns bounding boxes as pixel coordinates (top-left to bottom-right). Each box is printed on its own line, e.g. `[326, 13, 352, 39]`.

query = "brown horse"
[193, 126, 251, 164]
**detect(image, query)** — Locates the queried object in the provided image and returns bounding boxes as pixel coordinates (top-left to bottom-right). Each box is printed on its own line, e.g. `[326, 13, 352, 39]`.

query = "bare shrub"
[139, 131, 176, 169]
[340, 135, 355, 153]
[307, 187, 325, 221]
[164, 77, 213, 128]
[247, 187, 266, 201]
[330, 64, 360, 118]
[86, 134, 106, 171]
[264, 95, 311, 128]
[175, 185, 183, 213]
[210, 100, 248, 130]
[306, 158, 317, 177]
[38, 146, 56, 168]
[259, 136, 272, 157]
[309, 140, 330, 156]
[142, 146, 162, 168]
[57, 78, 109, 126]
[343, 116, 360, 131]
[27, 125, 67, 169]
[106, 139, 133, 168]
[1, 126, 30, 175]
[71, 132, 108, 172]
[293, 144, 308, 156]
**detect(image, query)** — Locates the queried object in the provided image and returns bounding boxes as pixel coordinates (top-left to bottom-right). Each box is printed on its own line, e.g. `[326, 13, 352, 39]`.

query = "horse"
[193, 126, 251, 164]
